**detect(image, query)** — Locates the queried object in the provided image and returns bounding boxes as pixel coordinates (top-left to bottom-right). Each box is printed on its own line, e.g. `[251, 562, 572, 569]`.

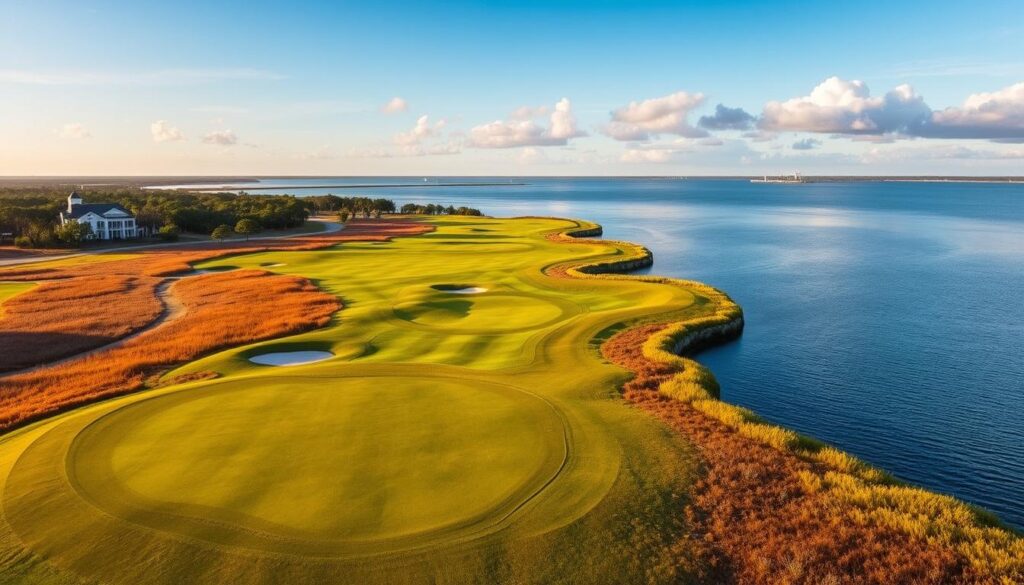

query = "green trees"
[55, 221, 91, 246]
[398, 202, 483, 216]
[158, 224, 180, 242]
[234, 218, 262, 240]
[338, 210, 350, 222]
[211, 224, 234, 242]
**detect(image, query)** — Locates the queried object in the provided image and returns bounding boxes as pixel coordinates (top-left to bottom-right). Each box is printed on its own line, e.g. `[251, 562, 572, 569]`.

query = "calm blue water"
[161, 178, 1024, 529]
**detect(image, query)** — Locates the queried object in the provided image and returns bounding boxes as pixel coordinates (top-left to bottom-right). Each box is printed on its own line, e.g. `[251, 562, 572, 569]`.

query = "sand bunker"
[249, 350, 333, 366]
[432, 284, 488, 294]
[446, 287, 487, 294]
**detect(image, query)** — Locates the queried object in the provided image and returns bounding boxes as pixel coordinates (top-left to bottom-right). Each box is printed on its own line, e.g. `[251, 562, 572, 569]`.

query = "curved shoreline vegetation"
[0, 217, 1019, 584]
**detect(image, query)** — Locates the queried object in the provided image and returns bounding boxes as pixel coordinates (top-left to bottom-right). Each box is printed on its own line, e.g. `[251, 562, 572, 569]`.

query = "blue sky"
[2, 0, 1023, 175]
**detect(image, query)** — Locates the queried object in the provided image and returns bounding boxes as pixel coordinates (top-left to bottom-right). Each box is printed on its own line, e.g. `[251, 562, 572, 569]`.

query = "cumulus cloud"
[150, 120, 185, 142]
[57, 122, 90, 139]
[925, 82, 1024, 141]
[760, 77, 931, 135]
[603, 91, 707, 141]
[380, 96, 408, 114]
[698, 104, 756, 130]
[469, 98, 585, 148]
[394, 115, 447, 146]
[792, 138, 822, 150]
[760, 77, 1024, 142]
[202, 129, 238, 146]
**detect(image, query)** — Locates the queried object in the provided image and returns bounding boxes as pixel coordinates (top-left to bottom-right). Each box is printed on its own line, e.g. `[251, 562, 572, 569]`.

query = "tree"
[338, 210, 350, 222]
[158, 224, 180, 242]
[235, 218, 261, 240]
[55, 221, 91, 247]
[211, 224, 233, 242]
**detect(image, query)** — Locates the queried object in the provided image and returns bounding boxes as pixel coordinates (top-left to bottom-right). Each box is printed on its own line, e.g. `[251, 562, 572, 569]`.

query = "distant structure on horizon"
[751, 171, 804, 184]
[59, 190, 139, 240]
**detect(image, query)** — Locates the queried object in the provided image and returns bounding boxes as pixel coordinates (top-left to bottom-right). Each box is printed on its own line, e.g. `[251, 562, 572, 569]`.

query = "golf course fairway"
[0, 217, 739, 584]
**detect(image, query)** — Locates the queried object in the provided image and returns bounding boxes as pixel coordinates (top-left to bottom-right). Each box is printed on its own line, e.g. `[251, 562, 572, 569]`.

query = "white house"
[59, 191, 138, 240]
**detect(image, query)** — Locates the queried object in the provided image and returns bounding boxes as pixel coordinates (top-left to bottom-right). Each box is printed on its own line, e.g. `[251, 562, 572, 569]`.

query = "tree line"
[304, 195, 482, 219]
[0, 188, 309, 248]
[0, 188, 483, 248]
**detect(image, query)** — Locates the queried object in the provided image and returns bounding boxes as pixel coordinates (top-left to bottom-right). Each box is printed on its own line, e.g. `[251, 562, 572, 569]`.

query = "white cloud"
[760, 77, 931, 135]
[202, 129, 238, 146]
[469, 98, 585, 148]
[381, 96, 408, 114]
[57, 123, 90, 139]
[150, 120, 185, 143]
[760, 77, 1024, 142]
[394, 115, 446, 146]
[0, 68, 282, 86]
[926, 82, 1024, 141]
[603, 91, 708, 141]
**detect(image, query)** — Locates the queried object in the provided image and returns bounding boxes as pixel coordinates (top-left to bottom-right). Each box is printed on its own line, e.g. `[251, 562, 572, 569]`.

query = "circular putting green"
[392, 290, 574, 333]
[6, 375, 568, 558]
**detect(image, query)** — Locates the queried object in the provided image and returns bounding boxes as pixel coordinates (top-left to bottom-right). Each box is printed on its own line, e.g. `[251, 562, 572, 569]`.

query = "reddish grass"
[0, 270, 338, 431]
[602, 324, 984, 585]
[0, 275, 163, 372]
[0, 220, 431, 372]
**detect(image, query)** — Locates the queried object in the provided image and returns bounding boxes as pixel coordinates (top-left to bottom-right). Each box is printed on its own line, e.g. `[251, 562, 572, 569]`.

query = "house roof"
[63, 203, 134, 220]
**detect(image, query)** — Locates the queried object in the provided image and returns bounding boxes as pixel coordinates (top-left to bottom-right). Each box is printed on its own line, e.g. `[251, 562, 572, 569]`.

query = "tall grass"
[0, 275, 163, 371]
[0, 270, 340, 431]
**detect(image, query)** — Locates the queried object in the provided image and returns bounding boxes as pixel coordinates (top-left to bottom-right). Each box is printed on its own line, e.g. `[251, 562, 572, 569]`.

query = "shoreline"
[552, 217, 1022, 581]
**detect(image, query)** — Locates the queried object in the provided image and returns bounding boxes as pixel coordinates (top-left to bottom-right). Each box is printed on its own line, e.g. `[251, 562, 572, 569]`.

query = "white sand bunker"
[249, 350, 333, 366]
[444, 287, 488, 294]
[262, 263, 287, 268]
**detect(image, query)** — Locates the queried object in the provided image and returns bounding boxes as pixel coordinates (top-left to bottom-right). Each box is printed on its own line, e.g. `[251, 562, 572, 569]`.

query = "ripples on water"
[163, 178, 1024, 529]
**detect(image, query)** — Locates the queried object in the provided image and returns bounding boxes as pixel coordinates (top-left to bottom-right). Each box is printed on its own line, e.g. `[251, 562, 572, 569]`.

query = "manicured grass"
[0, 217, 704, 583]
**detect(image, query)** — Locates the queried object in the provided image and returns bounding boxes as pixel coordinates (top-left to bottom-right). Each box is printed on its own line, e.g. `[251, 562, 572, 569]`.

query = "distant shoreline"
[148, 182, 528, 191]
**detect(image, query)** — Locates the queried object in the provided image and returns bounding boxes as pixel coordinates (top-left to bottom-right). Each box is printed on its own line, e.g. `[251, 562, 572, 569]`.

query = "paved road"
[0, 219, 344, 268]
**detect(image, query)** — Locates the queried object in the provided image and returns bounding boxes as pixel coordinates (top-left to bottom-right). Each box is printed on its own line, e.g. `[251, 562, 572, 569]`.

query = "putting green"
[0, 217, 719, 584]
[393, 289, 571, 332]
[10, 375, 564, 555]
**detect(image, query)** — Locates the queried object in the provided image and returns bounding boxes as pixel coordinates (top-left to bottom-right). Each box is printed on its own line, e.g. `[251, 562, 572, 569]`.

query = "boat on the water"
[751, 171, 804, 183]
